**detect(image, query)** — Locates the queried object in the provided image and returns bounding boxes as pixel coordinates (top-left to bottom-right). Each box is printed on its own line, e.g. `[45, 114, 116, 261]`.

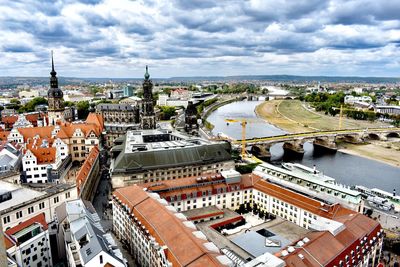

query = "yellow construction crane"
[334, 105, 376, 130]
[339, 105, 344, 130]
[225, 118, 259, 157]
[225, 118, 247, 156]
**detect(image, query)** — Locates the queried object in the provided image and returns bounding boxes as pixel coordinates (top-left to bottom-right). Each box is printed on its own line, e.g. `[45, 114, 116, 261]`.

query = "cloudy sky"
[1, 0, 400, 78]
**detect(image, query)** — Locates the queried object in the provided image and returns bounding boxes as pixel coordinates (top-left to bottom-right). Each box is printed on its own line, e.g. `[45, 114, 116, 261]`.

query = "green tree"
[235, 163, 260, 174]
[76, 101, 90, 120]
[19, 97, 48, 113]
[64, 101, 75, 107]
[88, 86, 102, 96]
[159, 106, 176, 120]
[10, 99, 20, 105]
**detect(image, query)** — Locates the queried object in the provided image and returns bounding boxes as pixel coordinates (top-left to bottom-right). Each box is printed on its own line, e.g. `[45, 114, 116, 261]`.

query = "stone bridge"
[246, 93, 296, 101]
[230, 128, 400, 159]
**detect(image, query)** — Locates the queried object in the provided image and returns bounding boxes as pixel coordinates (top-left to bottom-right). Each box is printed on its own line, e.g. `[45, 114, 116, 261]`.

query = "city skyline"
[1, 0, 400, 78]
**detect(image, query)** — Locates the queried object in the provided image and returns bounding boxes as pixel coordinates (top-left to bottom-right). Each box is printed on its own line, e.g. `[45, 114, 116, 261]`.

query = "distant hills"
[168, 75, 400, 83]
[0, 74, 399, 87]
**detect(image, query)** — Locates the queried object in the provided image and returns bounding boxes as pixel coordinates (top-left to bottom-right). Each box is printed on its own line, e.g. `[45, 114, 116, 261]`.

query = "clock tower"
[47, 52, 65, 125]
[140, 66, 156, 129]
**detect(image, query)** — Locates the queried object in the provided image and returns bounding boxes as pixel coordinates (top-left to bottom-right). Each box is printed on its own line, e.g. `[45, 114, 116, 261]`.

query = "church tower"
[47, 52, 65, 125]
[140, 66, 156, 129]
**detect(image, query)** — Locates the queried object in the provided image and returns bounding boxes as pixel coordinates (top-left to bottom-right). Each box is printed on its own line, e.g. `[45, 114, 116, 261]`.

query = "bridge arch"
[387, 132, 400, 138]
[338, 134, 362, 144]
[367, 133, 380, 140]
[250, 144, 271, 159]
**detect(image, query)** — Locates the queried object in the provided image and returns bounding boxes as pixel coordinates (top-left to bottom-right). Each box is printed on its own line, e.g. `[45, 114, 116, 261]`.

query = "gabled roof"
[114, 185, 227, 267]
[4, 213, 48, 249]
[64, 199, 125, 265]
[12, 113, 103, 141]
[77, 146, 99, 195]
[18, 126, 54, 140]
[2, 113, 44, 125]
[56, 122, 101, 139]
[86, 113, 104, 132]
[25, 145, 56, 164]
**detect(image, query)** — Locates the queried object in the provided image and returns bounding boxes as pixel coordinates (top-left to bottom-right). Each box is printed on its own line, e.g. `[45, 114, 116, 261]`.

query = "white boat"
[281, 163, 335, 183]
[282, 162, 319, 174]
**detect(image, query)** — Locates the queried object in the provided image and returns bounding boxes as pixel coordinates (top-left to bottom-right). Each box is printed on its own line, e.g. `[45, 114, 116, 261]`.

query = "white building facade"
[0, 182, 77, 230]
[5, 214, 52, 267]
[22, 138, 69, 183]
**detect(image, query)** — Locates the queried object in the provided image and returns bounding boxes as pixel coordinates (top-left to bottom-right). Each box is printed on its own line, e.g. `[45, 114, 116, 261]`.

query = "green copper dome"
[144, 65, 150, 80]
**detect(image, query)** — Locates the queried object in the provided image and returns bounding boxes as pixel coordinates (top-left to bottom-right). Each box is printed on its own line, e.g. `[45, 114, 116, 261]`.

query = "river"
[207, 100, 399, 193]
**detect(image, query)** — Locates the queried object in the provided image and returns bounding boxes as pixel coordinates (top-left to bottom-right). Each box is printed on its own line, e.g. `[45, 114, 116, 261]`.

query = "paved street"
[92, 150, 137, 266]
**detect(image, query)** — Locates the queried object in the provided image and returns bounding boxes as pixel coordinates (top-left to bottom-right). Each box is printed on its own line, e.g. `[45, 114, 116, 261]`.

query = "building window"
[100, 255, 103, 264]
[28, 207, 34, 214]
[3, 216, 10, 224]
[16, 210, 23, 219]
[39, 202, 45, 209]
[65, 192, 71, 198]
[54, 196, 59, 203]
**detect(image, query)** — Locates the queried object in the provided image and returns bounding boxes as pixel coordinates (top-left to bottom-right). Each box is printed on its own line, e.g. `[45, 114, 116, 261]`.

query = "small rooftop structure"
[243, 252, 286, 267]
[61, 199, 126, 266]
[231, 230, 290, 258]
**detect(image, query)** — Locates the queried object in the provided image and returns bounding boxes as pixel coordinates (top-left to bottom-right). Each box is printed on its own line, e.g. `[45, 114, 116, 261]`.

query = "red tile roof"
[0, 131, 10, 141]
[25, 144, 56, 164]
[251, 177, 382, 266]
[55, 122, 101, 139]
[4, 213, 48, 249]
[2, 113, 45, 127]
[281, 213, 381, 266]
[114, 185, 226, 267]
[253, 176, 351, 219]
[18, 126, 54, 140]
[86, 113, 104, 132]
[77, 146, 99, 195]
[14, 113, 103, 142]
[139, 173, 259, 200]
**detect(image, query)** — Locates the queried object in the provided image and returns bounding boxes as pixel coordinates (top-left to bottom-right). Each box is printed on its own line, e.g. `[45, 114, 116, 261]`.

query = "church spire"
[50, 50, 57, 77]
[50, 51, 58, 89]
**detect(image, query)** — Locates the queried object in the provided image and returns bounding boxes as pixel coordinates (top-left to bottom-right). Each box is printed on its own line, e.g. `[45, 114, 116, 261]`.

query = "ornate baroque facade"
[140, 66, 157, 130]
[47, 53, 65, 125]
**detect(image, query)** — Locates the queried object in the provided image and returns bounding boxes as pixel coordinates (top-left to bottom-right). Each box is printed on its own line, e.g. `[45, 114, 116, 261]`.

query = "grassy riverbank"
[255, 100, 387, 133]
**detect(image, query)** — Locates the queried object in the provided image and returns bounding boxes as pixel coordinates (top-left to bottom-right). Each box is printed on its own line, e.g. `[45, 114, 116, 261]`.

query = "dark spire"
[49, 51, 58, 89]
[50, 50, 57, 77]
[144, 65, 150, 80]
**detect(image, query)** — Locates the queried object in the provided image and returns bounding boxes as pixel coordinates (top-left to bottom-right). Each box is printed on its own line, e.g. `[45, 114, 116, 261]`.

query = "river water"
[207, 100, 399, 193]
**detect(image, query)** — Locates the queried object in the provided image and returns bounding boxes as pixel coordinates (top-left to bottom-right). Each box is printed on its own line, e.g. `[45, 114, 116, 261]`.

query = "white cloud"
[0, 0, 399, 77]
